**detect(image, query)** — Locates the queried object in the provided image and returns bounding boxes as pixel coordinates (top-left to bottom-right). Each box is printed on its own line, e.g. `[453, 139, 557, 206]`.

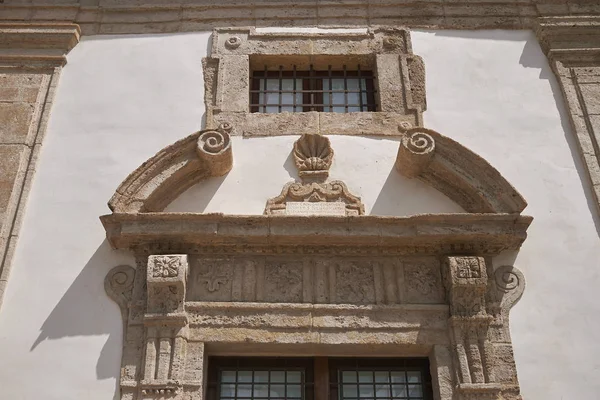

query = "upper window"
[250, 65, 377, 113]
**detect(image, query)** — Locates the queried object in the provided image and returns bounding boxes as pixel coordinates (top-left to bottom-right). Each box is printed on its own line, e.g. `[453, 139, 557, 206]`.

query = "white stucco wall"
[0, 29, 598, 400]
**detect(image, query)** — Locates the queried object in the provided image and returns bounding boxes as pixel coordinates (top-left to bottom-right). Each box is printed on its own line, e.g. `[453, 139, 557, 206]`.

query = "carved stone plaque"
[286, 201, 346, 216]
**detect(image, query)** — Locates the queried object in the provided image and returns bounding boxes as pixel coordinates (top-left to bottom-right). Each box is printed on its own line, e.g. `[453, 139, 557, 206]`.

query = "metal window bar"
[250, 66, 377, 113]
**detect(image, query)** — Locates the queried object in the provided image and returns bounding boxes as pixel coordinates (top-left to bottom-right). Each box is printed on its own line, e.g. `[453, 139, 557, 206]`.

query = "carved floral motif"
[152, 256, 180, 278]
[456, 257, 482, 279]
[197, 264, 231, 292]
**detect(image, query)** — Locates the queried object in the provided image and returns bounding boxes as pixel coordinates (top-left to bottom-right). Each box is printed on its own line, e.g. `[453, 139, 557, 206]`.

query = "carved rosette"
[395, 127, 436, 178]
[196, 122, 233, 176]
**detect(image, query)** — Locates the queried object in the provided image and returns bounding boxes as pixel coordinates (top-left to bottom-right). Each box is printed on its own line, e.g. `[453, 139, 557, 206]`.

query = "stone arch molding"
[106, 123, 526, 215]
[108, 123, 233, 213]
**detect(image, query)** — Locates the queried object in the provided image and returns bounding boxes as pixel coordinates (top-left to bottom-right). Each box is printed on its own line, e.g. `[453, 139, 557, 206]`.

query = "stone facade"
[2, 3, 600, 400]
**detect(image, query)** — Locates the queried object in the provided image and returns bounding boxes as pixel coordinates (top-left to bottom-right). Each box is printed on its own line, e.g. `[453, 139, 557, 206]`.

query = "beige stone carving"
[203, 27, 426, 136]
[395, 126, 527, 213]
[102, 111, 532, 400]
[536, 16, 600, 218]
[265, 133, 365, 215]
[108, 123, 233, 213]
[293, 133, 333, 182]
[0, 23, 80, 310]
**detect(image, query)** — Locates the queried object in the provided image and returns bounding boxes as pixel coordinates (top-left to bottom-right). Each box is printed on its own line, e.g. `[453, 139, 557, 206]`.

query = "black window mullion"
[328, 65, 333, 112]
[278, 65, 283, 113]
[357, 64, 364, 112]
[343, 64, 348, 113]
[263, 65, 268, 113]
[293, 65, 297, 112]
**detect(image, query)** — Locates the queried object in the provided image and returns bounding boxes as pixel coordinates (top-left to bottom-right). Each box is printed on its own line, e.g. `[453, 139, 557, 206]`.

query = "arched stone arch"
[107, 125, 526, 216]
[108, 123, 233, 213]
[395, 126, 527, 214]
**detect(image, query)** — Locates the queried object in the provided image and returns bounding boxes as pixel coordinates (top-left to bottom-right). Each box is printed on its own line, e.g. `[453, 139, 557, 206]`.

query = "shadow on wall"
[30, 240, 129, 400]
[519, 35, 600, 237]
[370, 169, 465, 215]
[164, 173, 227, 212]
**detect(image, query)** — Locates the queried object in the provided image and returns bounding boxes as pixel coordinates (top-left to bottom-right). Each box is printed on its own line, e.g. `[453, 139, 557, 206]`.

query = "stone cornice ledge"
[1, 1, 600, 35]
[536, 16, 600, 64]
[100, 212, 533, 254]
[0, 23, 80, 67]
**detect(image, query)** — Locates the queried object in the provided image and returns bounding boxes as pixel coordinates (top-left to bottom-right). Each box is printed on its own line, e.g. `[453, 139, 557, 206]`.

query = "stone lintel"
[100, 212, 533, 253]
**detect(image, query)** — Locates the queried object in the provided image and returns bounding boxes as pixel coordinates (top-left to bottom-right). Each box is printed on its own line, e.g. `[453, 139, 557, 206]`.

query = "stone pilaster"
[0, 23, 80, 309]
[537, 16, 600, 217]
[443, 256, 503, 400]
[142, 255, 190, 399]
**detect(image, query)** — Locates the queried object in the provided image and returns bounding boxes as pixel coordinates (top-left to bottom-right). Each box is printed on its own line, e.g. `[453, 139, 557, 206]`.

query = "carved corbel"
[105, 265, 136, 323]
[395, 126, 436, 178]
[444, 256, 501, 400]
[142, 254, 190, 398]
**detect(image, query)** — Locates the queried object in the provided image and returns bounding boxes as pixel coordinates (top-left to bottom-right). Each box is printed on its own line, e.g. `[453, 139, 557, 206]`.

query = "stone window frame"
[203, 27, 426, 137]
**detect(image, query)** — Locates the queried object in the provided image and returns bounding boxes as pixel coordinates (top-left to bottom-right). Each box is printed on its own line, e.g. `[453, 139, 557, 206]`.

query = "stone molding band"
[0, 2, 599, 35]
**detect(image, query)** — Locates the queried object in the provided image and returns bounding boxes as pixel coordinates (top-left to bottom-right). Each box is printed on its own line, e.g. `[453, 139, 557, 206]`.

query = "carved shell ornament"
[293, 134, 334, 182]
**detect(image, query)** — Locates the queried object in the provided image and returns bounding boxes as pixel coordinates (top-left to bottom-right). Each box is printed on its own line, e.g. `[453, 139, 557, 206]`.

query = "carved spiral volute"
[105, 265, 136, 312]
[198, 123, 232, 155]
[404, 131, 435, 155]
[494, 265, 525, 311]
[196, 123, 234, 176]
[395, 127, 436, 178]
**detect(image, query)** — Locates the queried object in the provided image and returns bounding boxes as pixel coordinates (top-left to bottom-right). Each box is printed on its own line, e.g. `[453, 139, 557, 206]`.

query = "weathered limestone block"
[146, 254, 188, 315]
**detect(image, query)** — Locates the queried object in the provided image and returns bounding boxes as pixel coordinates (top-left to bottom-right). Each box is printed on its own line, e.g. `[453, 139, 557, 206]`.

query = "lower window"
[207, 357, 433, 400]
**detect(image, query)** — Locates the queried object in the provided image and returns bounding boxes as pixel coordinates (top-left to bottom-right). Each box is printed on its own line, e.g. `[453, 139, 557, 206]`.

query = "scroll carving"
[196, 122, 233, 176]
[395, 127, 436, 178]
[494, 265, 525, 312]
[105, 265, 136, 319]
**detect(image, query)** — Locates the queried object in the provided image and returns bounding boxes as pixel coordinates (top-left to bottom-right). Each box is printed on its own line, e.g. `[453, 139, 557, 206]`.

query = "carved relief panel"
[184, 255, 444, 305]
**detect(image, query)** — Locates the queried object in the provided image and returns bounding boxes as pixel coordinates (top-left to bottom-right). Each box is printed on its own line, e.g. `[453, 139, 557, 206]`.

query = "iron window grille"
[207, 357, 432, 400]
[250, 65, 377, 113]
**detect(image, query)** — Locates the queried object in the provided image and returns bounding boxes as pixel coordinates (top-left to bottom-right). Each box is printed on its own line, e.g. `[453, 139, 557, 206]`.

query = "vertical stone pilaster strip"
[144, 330, 158, 381]
[537, 17, 600, 216]
[0, 24, 80, 309]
